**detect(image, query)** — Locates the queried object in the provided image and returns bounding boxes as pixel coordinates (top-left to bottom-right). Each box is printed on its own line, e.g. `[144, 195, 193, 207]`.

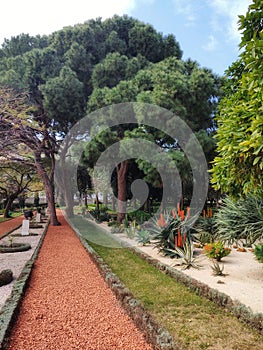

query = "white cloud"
[207, 0, 252, 42]
[0, 0, 137, 45]
[202, 35, 218, 51]
[172, 0, 197, 26]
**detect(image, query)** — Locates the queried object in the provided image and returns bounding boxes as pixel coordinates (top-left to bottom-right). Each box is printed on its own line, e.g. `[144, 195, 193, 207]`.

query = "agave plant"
[173, 239, 202, 270]
[210, 260, 227, 276]
[149, 212, 180, 257]
[136, 230, 151, 245]
[149, 210, 198, 258]
[215, 195, 263, 246]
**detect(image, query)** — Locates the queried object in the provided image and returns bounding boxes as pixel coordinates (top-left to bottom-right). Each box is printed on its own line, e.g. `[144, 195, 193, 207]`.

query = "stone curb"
[0, 220, 50, 350]
[73, 227, 181, 350]
[0, 224, 22, 240]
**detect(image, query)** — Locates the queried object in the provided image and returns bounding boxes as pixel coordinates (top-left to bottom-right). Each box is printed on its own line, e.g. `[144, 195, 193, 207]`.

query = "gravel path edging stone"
[74, 230, 180, 350]
[0, 225, 22, 240]
[0, 220, 50, 350]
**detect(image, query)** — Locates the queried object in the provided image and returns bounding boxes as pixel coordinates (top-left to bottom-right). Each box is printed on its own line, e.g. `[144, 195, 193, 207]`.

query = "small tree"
[0, 161, 37, 217]
[211, 0, 263, 197]
[0, 87, 60, 225]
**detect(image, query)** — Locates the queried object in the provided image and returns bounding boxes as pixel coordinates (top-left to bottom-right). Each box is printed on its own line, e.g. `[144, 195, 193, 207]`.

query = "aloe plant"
[173, 240, 202, 270]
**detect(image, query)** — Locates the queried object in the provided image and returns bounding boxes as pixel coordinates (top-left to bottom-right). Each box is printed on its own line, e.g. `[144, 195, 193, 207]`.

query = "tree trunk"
[3, 195, 16, 218]
[95, 192, 99, 211]
[117, 160, 128, 223]
[55, 145, 75, 218]
[34, 153, 60, 226]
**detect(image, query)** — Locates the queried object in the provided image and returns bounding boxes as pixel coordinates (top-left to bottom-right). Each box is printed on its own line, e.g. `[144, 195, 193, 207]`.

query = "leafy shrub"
[107, 221, 120, 227]
[254, 243, 263, 263]
[203, 241, 231, 261]
[215, 195, 263, 246]
[127, 210, 151, 224]
[88, 210, 110, 222]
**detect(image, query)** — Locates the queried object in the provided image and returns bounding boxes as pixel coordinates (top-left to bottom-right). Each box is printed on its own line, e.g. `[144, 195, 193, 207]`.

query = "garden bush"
[203, 241, 231, 261]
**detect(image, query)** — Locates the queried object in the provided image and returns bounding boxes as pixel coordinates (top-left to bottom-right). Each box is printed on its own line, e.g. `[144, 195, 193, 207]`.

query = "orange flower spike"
[177, 203, 180, 214]
[172, 209, 177, 218]
[203, 210, 206, 219]
[177, 229, 182, 248]
[158, 213, 167, 228]
[187, 207, 190, 218]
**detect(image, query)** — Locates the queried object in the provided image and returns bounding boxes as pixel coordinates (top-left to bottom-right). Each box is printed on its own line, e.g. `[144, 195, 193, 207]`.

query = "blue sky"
[0, 0, 252, 75]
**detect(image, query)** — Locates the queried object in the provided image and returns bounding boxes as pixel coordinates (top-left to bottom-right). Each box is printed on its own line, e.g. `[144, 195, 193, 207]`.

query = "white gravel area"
[111, 230, 263, 315]
[0, 225, 47, 310]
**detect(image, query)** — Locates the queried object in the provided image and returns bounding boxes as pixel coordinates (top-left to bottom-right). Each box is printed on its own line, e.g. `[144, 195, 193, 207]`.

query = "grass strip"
[70, 216, 263, 350]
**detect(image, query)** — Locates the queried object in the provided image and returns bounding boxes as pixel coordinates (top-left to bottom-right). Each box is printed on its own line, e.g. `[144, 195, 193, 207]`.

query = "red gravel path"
[6, 212, 153, 350]
[0, 216, 23, 238]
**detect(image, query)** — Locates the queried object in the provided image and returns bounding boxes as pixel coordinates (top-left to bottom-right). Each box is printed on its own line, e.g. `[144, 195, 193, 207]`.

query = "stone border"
[0, 224, 22, 240]
[75, 231, 180, 350]
[0, 220, 49, 350]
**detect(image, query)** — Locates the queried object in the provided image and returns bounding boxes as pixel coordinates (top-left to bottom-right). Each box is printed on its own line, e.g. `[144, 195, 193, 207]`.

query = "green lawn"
[69, 216, 263, 350]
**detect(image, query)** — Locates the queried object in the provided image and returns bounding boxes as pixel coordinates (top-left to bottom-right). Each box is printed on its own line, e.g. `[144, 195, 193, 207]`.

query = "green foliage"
[210, 261, 227, 277]
[0, 242, 31, 253]
[149, 212, 195, 258]
[211, 0, 263, 197]
[72, 215, 263, 349]
[150, 214, 180, 257]
[173, 240, 202, 270]
[40, 66, 86, 132]
[136, 230, 151, 245]
[127, 210, 151, 224]
[215, 195, 263, 246]
[123, 214, 129, 228]
[203, 241, 231, 261]
[195, 216, 218, 245]
[88, 209, 110, 223]
[254, 243, 263, 263]
[124, 220, 137, 239]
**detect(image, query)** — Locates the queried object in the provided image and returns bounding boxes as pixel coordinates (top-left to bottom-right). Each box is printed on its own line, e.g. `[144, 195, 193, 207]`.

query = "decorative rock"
[0, 269, 13, 286]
